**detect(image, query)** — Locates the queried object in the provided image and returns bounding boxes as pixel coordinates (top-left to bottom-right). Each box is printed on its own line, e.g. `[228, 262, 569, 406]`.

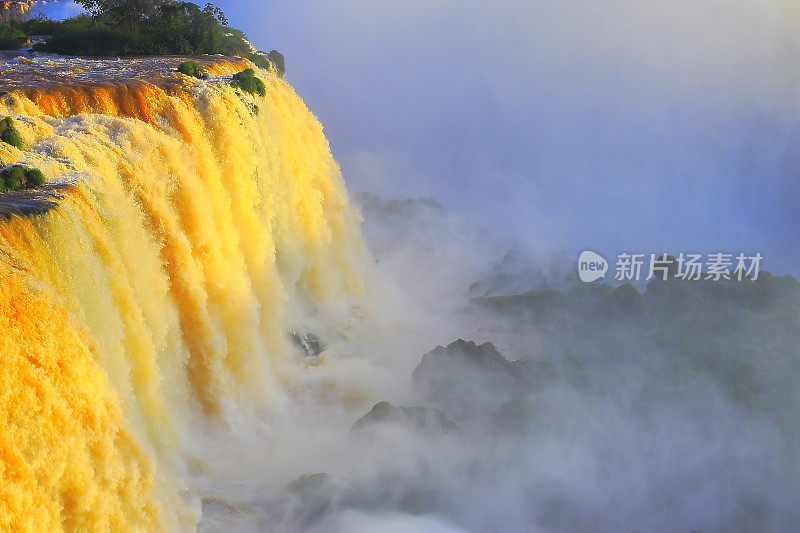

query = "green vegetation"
[0, 22, 29, 50]
[24, 168, 46, 188]
[2, 130, 22, 149]
[0, 165, 47, 192]
[473, 272, 800, 412]
[2, 166, 24, 191]
[267, 49, 285, 78]
[177, 60, 204, 78]
[21, 1, 280, 72]
[0, 117, 23, 149]
[231, 68, 265, 97]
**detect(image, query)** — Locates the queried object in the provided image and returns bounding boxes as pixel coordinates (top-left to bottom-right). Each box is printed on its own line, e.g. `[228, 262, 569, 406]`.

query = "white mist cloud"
[216, 0, 800, 272]
[309, 511, 470, 533]
[170, 2, 800, 531]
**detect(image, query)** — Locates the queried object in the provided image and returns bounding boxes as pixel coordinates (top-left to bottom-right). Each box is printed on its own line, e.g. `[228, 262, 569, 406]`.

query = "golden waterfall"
[0, 58, 366, 531]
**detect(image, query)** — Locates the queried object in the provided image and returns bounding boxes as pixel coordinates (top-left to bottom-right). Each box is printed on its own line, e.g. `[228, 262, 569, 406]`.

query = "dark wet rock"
[289, 331, 324, 357]
[412, 339, 552, 415]
[473, 282, 649, 329]
[200, 496, 243, 519]
[0, 179, 76, 219]
[287, 473, 331, 499]
[352, 401, 457, 433]
[282, 473, 335, 530]
[604, 282, 647, 318]
[414, 339, 522, 384]
[468, 248, 573, 297]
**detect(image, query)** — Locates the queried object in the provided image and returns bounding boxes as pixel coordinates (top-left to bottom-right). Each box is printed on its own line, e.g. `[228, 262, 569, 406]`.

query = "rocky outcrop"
[352, 401, 457, 433]
[412, 339, 554, 416]
[0, 180, 76, 219]
[289, 331, 324, 357]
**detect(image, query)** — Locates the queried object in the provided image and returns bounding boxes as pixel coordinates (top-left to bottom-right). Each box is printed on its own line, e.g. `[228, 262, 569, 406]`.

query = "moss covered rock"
[0, 117, 23, 149]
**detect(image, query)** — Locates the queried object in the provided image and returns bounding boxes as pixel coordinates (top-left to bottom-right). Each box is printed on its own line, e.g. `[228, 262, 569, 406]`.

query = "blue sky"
[42, 1, 800, 274]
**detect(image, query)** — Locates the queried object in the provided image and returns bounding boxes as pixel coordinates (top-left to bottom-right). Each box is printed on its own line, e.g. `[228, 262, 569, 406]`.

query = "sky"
[39, 0, 800, 274]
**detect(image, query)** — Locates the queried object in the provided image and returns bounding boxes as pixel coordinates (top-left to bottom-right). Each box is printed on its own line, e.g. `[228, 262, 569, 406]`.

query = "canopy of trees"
[0, 21, 29, 50]
[21, 1, 281, 74]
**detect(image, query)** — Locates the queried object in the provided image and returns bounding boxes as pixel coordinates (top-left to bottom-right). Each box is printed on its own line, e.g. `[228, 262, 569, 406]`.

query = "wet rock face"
[412, 339, 551, 416]
[289, 331, 324, 357]
[415, 339, 520, 381]
[0, 180, 76, 219]
[352, 401, 457, 433]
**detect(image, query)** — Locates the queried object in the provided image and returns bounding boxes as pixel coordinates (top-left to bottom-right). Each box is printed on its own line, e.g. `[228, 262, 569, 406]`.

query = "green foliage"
[24, 15, 121, 55]
[20, 15, 65, 36]
[24, 167, 46, 188]
[2, 131, 22, 149]
[26, 1, 272, 68]
[0, 117, 23, 149]
[77, 0, 160, 21]
[178, 60, 204, 78]
[2, 166, 24, 191]
[0, 165, 47, 192]
[0, 22, 29, 50]
[267, 49, 285, 78]
[5, 166, 24, 181]
[232, 68, 266, 97]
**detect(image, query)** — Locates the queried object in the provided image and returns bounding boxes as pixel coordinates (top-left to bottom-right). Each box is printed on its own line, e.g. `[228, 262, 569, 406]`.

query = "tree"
[30, 0, 278, 71]
[77, 0, 161, 20]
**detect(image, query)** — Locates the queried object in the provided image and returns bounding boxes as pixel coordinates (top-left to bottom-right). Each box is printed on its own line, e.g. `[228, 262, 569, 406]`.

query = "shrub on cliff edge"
[0, 165, 47, 192]
[232, 68, 266, 97]
[178, 60, 204, 79]
[1, 166, 25, 191]
[24, 168, 46, 188]
[266, 50, 285, 78]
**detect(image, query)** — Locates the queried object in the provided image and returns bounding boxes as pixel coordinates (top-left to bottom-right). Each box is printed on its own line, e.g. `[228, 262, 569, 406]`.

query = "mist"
[154, 1, 800, 531]
[213, 0, 800, 274]
[182, 190, 799, 533]
[4, 1, 799, 531]
[26, 0, 797, 530]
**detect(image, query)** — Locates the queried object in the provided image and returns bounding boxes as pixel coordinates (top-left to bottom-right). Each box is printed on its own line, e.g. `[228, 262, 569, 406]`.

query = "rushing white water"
[0, 55, 367, 530]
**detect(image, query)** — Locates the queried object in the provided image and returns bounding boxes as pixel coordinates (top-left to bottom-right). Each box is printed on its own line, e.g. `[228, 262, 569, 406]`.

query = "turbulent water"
[0, 55, 366, 531]
[1, 50, 799, 533]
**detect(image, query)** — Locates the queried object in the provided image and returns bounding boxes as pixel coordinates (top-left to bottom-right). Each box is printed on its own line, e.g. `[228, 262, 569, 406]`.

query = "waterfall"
[0, 57, 366, 531]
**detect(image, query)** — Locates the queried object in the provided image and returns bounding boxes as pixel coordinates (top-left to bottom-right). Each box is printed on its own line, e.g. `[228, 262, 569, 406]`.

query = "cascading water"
[0, 56, 366, 531]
